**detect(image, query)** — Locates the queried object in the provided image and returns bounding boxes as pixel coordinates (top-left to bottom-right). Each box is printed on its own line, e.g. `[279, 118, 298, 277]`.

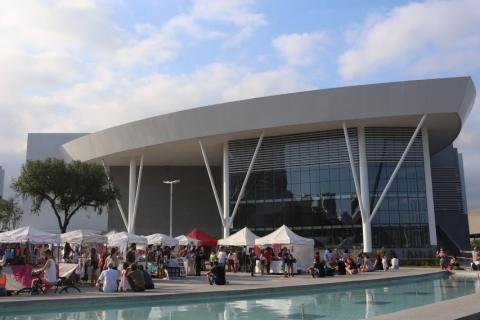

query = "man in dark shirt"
[126, 243, 136, 265]
[138, 265, 154, 289]
[127, 264, 145, 292]
[336, 258, 347, 275]
[207, 261, 225, 285]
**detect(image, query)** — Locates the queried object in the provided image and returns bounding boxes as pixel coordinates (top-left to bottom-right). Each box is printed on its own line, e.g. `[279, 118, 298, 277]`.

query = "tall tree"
[11, 158, 119, 233]
[0, 198, 23, 230]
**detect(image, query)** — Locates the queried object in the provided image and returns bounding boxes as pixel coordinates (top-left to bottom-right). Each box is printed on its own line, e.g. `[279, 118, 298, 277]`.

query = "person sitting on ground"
[336, 258, 347, 275]
[307, 252, 321, 278]
[373, 255, 383, 271]
[449, 256, 462, 270]
[471, 247, 480, 271]
[138, 265, 155, 289]
[356, 253, 363, 268]
[0, 265, 7, 296]
[346, 257, 358, 275]
[325, 259, 336, 276]
[118, 262, 131, 292]
[361, 254, 374, 272]
[127, 264, 145, 292]
[381, 254, 389, 271]
[96, 263, 119, 293]
[390, 255, 400, 270]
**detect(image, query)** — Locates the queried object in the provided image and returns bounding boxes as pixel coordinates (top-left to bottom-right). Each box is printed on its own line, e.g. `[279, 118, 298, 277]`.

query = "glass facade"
[229, 128, 430, 249]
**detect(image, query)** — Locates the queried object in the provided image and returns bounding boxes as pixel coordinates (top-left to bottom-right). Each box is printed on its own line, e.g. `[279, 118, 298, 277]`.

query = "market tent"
[60, 230, 106, 245]
[0, 226, 60, 244]
[107, 231, 147, 253]
[218, 227, 258, 247]
[185, 228, 217, 246]
[255, 225, 314, 271]
[146, 233, 179, 247]
[175, 235, 200, 246]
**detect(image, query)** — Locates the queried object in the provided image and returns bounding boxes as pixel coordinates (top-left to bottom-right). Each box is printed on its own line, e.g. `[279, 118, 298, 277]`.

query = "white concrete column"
[128, 157, 137, 233]
[358, 127, 372, 253]
[223, 141, 230, 238]
[422, 127, 438, 246]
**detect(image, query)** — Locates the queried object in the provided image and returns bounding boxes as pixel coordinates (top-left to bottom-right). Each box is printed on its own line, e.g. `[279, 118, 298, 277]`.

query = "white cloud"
[273, 32, 328, 66]
[339, 0, 480, 80]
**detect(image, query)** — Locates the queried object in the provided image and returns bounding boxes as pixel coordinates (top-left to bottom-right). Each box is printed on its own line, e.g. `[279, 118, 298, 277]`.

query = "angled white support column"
[128, 158, 137, 233]
[369, 114, 428, 222]
[199, 140, 225, 228]
[358, 127, 372, 253]
[101, 159, 128, 231]
[229, 131, 264, 228]
[422, 127, 438, 246]
[342, 123, 366, 222]
[223, 141, 230, 237]
[131, 154, 144, 234]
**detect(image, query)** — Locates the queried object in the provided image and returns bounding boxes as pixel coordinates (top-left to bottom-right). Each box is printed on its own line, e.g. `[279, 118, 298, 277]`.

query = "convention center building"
[25, 77, 476, 254]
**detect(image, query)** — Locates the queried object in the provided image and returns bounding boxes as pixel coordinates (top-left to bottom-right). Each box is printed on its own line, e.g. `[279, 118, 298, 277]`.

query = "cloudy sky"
[0, 0, 479, 208]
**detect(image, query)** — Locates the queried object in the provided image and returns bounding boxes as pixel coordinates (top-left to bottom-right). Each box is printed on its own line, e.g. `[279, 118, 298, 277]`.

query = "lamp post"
[163, 179, 180, 237]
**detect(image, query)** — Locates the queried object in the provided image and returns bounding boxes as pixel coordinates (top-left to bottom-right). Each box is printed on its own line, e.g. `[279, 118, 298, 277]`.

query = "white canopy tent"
[107, 232, 147, 247]
[60, 230, 107, 245]
[217, 227, 258, 247]
[255, 225, 314, 271]
[175, 235, 200, 246]
[146, 233, 179, 247]
[0, 226, 60, 244]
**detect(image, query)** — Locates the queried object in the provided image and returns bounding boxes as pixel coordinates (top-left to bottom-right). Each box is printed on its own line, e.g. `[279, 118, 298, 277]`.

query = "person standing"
[217, 247, 227, 267]
[126, 244, 137, 265]
[248, 248, 257, 277]
[263, 249, 271, 274]
[90, 248, 99, 284]
[0, 265, 7, 296]
[233, 251, 239, 273]
[195, 248, 203, 276]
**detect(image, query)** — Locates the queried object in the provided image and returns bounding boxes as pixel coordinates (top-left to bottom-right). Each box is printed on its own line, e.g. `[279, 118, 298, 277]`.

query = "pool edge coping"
[0, 269, 447, 315]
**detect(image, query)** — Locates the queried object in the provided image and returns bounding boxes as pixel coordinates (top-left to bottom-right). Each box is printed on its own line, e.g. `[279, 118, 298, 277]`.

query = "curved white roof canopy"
[62, 77, 476, 166]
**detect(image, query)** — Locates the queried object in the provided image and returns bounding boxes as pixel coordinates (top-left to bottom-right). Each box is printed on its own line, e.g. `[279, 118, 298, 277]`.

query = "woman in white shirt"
[33, 250, 57, 291]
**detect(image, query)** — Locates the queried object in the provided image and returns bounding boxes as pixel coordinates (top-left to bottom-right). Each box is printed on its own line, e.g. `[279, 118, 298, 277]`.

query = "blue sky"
[0, 0, 479, 208]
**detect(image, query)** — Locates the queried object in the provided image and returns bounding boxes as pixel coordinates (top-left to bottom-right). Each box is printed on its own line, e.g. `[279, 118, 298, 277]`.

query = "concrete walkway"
[0, 268, 444, 315]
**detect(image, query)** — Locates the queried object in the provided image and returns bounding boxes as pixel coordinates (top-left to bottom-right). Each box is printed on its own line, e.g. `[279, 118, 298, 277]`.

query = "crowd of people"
[307, 249, 400, 278]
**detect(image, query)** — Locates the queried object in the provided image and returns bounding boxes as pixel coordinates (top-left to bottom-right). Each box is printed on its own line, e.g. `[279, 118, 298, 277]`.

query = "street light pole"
[163, 179, 180, 237]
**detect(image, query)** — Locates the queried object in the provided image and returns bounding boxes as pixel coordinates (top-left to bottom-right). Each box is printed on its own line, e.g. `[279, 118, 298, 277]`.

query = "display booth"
[0, 226, 61, 291]
[107, 232, 147, 268]
[218, 227, 258, 247]
[0, 226, 60, 244]
[254, 225, 314, 273]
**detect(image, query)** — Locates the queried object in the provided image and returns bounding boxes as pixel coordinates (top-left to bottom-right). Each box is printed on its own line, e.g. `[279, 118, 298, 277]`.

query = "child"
[118, 262, 131, 292]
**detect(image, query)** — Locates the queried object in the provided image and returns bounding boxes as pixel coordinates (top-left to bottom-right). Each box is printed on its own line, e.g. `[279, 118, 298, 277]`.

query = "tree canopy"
[11, 158, 119, 233]
[0, 197, 23, 231]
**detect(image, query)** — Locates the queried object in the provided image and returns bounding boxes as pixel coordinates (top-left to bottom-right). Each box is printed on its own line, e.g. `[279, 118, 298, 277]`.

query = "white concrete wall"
[0, 166, 4, 198]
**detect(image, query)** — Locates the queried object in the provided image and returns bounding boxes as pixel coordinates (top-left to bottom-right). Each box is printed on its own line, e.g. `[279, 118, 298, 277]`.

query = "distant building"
[0, 166, 4, 198]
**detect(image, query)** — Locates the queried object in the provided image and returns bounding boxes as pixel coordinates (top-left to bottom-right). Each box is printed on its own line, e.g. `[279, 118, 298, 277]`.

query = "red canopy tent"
[185, 228, 217, 247]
